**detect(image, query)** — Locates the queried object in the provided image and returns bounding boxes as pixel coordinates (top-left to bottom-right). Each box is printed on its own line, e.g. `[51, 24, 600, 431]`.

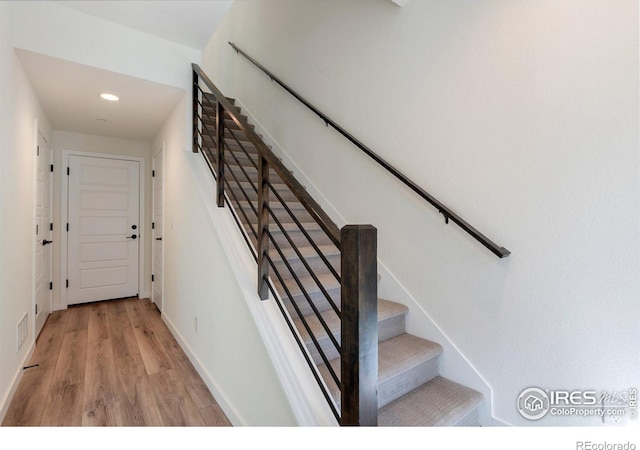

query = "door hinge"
[50, 223, 53, 231]
[37, 145, 40, 156]
[152, 274, 155, 282]
[66, 223, 69, 232]
[66, 279, 69, 288]
[152, 170, 155, 177]
[35, 304, 38, 315]
[36, 224, 39, 235]
[49, 282, 53, 290]
[152, 222, 155, 230]
[50, 164, 54, 172]
[67, 167, 70, 176]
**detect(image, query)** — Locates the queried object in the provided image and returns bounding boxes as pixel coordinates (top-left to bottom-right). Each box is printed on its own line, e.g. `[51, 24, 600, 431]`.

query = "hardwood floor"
[2, 297, 231, 427]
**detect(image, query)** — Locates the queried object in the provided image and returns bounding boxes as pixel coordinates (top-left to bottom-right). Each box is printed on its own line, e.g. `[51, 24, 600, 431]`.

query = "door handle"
[126, 235, 137, 240]
[43, 239, 53, 246]
[155, 237, 163, 241]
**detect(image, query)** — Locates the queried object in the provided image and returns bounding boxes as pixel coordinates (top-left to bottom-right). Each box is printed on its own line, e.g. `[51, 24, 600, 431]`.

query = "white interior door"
[34, 133, 52, 337]
[152, 150, 164, 311]
[67, 155, 140, 305]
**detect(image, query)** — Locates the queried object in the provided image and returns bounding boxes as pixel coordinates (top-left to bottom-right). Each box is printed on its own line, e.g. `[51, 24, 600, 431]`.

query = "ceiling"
[17, 49, 185, 141]
[16, 1, 234, 142]
[54, 1, 234, 51]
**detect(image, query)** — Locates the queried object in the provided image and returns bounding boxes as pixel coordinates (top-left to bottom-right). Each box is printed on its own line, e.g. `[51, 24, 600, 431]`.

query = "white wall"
[151, 95, 297, 425]
[202, 0, 640, 426]
[0, 2, 52, 420]
[50, 130, 152, 309]
[10, 1, 200, 90]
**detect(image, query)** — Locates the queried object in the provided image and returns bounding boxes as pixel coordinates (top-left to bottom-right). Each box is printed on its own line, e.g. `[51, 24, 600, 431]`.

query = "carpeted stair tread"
[233, 200, 314, 224]
[318, 334, 443, 409]
[229, 180, 297, 198]
[378, 376, 483, 426]
[293, 299, 408, 363]
[271, 242, 340, 264]
[273, 271, 341, 315]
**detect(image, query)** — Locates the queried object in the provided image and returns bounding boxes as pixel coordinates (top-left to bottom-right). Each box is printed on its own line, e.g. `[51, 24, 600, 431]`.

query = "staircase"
[198, 93, 484, 426]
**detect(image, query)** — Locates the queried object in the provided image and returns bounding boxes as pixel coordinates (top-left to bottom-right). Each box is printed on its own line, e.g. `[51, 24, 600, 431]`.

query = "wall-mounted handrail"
[228, 42, 510, 259]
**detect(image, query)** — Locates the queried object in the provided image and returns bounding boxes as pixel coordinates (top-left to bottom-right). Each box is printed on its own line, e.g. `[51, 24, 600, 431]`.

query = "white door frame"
[151, 144, 164, 312]
[60, 150, 146, 308]
[32, 124, 52, 338]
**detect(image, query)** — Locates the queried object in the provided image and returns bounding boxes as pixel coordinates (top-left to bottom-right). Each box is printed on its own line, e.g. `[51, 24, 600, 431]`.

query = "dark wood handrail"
[228, 42, 510, 259]
[192, 63, 342, 248]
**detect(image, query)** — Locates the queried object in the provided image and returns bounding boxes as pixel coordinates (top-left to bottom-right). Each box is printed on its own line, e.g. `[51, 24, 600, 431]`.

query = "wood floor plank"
[2, 368, 53, 426]
[65, 305, 90, 333]
[32, 310, 69, 370]
[82, 400, 123, 427]
[199, 404, 232, 427]
[114, 354, 164, 426]
[40, 330, 87, 426]
[107, 301, 140, 360]
[3, 298, 231, 427]
[82, 338, 119, 426]
[149, 369, 205, 426]
[126, 300, 173, 375]
[2, 312, 69, 426]
[145, 307, 218, 410]
[88, 302, 110, 342]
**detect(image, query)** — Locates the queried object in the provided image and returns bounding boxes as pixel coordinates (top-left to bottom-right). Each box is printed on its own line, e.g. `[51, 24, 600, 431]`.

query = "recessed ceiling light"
[96, 118, 107, 122]
[100, 93, 119, 102]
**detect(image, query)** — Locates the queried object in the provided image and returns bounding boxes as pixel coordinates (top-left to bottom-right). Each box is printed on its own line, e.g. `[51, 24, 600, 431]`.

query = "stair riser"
[455, 409, 480, 427]
[232, 204, 316, 227]
[228, 185, 301, 202]
[202, 117, 255, 133]
[202, 134, 258, 155]
[305, 313, 407, 366]
[256, 228, 334, 249]
[377, 359, 439, 409]
[224, 163, 294, 182]
[203, 133, 257, 149]
[271, 254, 341, 282]
[229, 202, 323, 235]
[202, 148, 258, 167]
[279, 285, 340, 317]
[200, 109, 246, 122]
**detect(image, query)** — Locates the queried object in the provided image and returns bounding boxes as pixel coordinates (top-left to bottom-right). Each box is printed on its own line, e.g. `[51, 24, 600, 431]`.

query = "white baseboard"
[0, 341, 35, 424]
[160, 312, 244, 426]
[491, 416, 513, 426]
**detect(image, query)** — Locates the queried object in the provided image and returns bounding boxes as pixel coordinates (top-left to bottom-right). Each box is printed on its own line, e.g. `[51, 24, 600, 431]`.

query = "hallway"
[2, 298, 231, 426]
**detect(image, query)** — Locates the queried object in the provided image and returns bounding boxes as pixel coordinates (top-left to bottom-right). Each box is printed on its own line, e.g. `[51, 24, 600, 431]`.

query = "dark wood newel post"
[340, 225, 378, 426]
[215, 101, 225, 207]
[257, 154, 270, 300]
[192, 70, 199, 153]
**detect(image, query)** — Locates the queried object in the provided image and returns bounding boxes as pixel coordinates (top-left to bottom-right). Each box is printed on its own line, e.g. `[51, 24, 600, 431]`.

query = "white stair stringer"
[188, 148, 339, 426]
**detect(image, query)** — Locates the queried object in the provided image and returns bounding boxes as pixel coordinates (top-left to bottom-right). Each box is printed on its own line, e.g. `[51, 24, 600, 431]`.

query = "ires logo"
[549, 390, 598, 406]
[517, 387, 636, 421]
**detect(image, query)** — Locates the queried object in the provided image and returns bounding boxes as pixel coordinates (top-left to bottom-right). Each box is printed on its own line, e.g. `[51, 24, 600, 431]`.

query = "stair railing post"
[192, 70, 199, 153]
[215, 101, 225, 207]
[340, 225, 378, 426]
[257, 154, 270, 300]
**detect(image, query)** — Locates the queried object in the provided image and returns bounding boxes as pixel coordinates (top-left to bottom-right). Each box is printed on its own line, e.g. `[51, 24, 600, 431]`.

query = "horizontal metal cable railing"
[193, 64, 378, 426]
[228, 42, 510, 259]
